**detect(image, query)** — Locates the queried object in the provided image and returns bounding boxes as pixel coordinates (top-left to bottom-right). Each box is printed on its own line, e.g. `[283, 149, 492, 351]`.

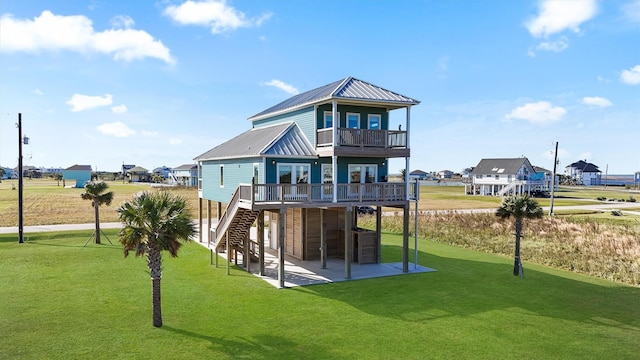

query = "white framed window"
[368, 114, 381, 130]
[277, 164, 309, 184]
[346, 113, 360, 129]
[323, 111, 339, 128]
[348, 164, 377, 184]
[321, 164, 333, 184]
[219, 165, 224, 187]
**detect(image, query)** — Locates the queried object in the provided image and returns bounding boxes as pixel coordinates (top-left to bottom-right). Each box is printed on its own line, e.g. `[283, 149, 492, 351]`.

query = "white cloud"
[97, 122, 135, 137]
[111, 104, 128, 113]
[622, 0, 640, 23]
[582, 96, 613, 107]
[32, 88, 43, 95]
[164, 0, 272, 34]
[66, 93, 112, 112]
[505, 101, 567, 124]
[535, 37, 569, 52]
[169, 138, 183, 145]
[263, 79, 299, 95]
[0, 11, 175, 64]
[111, 15, 134, 29]
[526, 0, 598, 38]
[620, 65, 640, 85]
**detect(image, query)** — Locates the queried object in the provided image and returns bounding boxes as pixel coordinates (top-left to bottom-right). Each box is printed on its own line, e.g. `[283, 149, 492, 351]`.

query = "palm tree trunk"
[151, 277, 162, 327]
[513, 217, 522, 276]
[94, 201, 101, 244]
[147, 244, 163, 327]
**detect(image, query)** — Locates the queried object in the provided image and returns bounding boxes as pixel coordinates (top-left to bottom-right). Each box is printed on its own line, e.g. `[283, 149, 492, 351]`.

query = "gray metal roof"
[65, 164, 92, 171]
[194, 122, 317, 161]
[249, 76, 420, 121]
[472, 158, 534, 175]
[173, 164, 197, 171]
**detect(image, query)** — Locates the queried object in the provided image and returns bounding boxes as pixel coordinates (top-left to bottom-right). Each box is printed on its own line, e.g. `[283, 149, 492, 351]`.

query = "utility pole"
[17, 113, 24, 243]
[549, 141, 558, 216]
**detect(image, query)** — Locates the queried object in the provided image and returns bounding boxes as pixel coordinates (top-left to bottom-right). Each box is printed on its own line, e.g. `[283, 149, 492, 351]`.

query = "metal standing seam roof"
[248, 76, 420, 121]
[65, 164, 92, 171]
[472, 158, 533, 175]
[194, 122, 317, 161]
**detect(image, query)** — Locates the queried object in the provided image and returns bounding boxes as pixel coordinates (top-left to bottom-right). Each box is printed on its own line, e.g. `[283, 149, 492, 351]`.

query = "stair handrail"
[210, 186, 241, 248]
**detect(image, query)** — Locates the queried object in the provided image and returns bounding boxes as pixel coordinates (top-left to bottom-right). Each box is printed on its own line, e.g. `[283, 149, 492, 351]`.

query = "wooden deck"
[237, 182, 412, 210]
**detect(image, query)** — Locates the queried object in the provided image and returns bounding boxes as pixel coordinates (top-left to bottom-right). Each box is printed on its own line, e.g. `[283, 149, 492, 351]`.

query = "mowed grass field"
[1, 178, 635, 227]
[0, 179, 202, 226]
[1, 230, 639, 359]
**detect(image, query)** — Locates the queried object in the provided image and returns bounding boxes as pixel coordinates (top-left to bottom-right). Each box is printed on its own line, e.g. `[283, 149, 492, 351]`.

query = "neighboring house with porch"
[195, 76, 419, 288]
[409, 169, 429, 180]
[170, 164, 198, 187]
[466, 157, 546, 196]
[62, 164, 92, 188]
[437, 170, 453, 179]
[127, 166, 149, 182]
[565, 160, 601, 186]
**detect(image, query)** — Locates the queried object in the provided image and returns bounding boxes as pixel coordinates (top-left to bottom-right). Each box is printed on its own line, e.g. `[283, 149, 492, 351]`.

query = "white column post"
[332, 99, 338, 203]
[405, 106, 411, 200]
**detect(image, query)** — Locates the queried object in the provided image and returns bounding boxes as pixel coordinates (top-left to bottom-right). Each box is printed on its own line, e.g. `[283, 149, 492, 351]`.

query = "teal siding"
[201, 158, 263, 203]
[252, 106, 315, 145]
[62, 170, 91, 188]
[316, 104, 389, 130]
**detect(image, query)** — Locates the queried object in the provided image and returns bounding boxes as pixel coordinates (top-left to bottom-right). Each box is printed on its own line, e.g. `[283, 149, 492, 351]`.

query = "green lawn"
[1, 230, 638, 359]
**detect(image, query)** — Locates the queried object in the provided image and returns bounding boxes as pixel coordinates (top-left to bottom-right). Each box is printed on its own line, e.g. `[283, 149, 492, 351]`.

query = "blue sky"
[1, 0, 638, 175]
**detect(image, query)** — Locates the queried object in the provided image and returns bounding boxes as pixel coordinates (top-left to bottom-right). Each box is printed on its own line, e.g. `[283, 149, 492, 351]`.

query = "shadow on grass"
[298, 244, 640, 332]
[161, 325, 333, 359]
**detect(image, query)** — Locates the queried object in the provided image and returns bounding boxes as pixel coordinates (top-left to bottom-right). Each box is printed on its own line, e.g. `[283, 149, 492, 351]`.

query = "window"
[368, 114, 381, 130]
[347, 113, 360, 129]
[323, 111, 339, 128]
[495, 174, 499, 180]
[321, 164, 333, 183]
[349, 164, 377, 183]
[278, 164, 309, 184]
[219, 165, 224, 187]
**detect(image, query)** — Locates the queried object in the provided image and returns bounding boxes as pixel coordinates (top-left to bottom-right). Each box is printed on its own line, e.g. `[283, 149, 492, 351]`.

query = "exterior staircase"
[210, 186, 260, 261]
[497, 180, 524, 196]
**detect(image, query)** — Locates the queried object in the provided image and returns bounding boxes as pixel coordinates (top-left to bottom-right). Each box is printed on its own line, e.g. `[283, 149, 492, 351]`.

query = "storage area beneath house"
[270, 207, 378, 263]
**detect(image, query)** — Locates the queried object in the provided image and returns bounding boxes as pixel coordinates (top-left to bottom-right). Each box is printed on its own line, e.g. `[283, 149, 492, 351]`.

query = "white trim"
[368, 114, 381, 130]
[323, 111, 339, 128]
[348, 164, 378, 184]
[346, 112, 360, 129]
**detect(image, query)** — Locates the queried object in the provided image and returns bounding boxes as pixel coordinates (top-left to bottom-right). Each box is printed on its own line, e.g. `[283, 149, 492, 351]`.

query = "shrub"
[596, 196, 607, 201]
[627, 196, 636, 203]
[611, 210, 623, 216]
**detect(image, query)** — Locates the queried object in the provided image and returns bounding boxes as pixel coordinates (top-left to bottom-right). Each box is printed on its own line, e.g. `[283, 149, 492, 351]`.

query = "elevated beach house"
[466, 157, 547, 196]
[194, 77, 419, 287]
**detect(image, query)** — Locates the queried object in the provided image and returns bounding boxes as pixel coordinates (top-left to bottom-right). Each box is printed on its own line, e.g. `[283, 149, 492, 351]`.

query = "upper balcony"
[315, 128, 409, 158]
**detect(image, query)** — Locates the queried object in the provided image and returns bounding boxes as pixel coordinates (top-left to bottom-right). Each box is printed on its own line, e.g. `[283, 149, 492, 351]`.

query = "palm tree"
[81, 181, 114, 244]
[117, 191, 196, 327]
[495, 194, 543, 277]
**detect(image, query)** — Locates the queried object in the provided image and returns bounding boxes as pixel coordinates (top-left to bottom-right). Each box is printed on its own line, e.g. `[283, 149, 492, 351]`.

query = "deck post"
[258, 210, 265, 276]
[345, 207, 352, 279]
[403, 204, 410, 273]
[278, 208, 286, 288]
[244, 231, 250, 272]
[198, 197, 203, 243]
[206, 200, 211, 244]
[320, 209, 327, 269]
[226, 232, 230, 275]
[217, 202, 222, 221]
[376, 206, 382, 263]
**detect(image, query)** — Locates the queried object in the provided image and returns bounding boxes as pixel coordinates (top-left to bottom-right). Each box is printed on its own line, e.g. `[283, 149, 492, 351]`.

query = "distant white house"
[437, 170, 453, 179]
[171, 164, 198, 187]
[565, 160, 601, 186]
[467, 157, 547, 196]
